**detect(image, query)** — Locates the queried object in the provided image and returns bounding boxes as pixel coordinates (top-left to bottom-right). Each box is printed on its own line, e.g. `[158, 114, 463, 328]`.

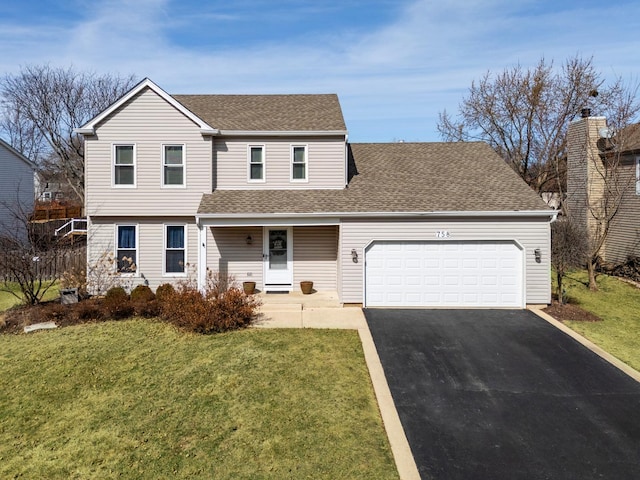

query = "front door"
[263, 227, 293, 291]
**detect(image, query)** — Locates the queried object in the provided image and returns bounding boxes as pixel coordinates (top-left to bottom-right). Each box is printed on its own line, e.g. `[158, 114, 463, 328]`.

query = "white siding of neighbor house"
[340, 217, 551, 305]
[206, 226, 338, 291]
[213, 136, 346, 190]
[0, 142, 34, 235]
[87, 216, 199, 292]
[85, 87, 212, 217]
[604, 154, 640, 263]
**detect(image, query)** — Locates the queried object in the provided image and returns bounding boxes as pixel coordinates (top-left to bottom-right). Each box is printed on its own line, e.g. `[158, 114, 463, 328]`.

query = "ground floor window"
[116, 225, 137, 273]
[165, 225, 186, 274]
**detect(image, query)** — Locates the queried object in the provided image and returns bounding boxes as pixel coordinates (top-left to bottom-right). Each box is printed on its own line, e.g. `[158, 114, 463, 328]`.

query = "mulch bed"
[543, 301, 602, 322]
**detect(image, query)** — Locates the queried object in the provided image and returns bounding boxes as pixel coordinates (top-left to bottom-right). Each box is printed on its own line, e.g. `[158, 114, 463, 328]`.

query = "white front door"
[263, 227, 293, 291]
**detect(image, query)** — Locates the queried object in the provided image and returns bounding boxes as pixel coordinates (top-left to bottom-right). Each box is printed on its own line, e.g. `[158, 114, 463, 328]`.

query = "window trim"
[290, 144, 308, 183]
[247, 144, 266, 183]
[115, 224, 139, 276]
[163, 223, 188, 277]
[161, 143, 186, 188]
[112, 144, 137, 188]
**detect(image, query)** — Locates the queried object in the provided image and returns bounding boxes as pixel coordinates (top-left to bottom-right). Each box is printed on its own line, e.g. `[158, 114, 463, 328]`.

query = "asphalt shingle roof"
[197, 142, 549, 215]
[173, 94, 346, 132]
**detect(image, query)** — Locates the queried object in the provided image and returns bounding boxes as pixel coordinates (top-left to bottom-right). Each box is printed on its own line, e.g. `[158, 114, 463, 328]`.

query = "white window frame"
[290, 144, 308, 182]
[163, 223, 188, 276]
[112, 144, 136, 188]
[115, 224, 139, 276]
[636, 156, 640, 195]
[162, 144, 186, 188]
[248, 145, 266, 183]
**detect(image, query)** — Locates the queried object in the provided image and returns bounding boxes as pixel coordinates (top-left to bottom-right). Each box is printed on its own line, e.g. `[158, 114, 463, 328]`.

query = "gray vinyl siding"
[87, 216, 198, 292]
[214, 136, 346, 190]
[207, 227, 264, 287]
[340, 217, 551, 305]
[293, 226, 338, 290]
[604, 155, 640, 263]
[0, 143, 34, 235]
[85, 87, 212, 217]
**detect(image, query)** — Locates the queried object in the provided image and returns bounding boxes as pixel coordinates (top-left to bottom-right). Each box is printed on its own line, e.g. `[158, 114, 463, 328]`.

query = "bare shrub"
[160, 272, 260, 334]
[103, 286, 133, 320]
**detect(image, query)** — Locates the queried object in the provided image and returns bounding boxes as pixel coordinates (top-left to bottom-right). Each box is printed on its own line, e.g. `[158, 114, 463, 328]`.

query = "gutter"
[196, 210, 557, 221]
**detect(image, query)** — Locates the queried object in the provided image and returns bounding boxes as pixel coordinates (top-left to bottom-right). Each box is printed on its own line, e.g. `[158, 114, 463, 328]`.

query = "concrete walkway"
[251, 292, 420, 480]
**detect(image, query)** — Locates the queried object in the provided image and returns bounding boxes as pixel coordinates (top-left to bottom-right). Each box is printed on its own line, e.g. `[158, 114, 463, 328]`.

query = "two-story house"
[0, 138, 35, 239]
[567, 112, 640, 265]
[77, 78, 554, 308]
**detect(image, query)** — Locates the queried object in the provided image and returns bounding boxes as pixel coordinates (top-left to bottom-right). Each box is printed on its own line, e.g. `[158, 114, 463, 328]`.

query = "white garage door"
[365, 241, 523, 307]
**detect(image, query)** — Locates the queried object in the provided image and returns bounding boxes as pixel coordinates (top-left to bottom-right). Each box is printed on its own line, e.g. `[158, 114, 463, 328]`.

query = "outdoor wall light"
[246, 235, 253, 245]
[351, 249, 358, 263]
[534, 248, 541, 263]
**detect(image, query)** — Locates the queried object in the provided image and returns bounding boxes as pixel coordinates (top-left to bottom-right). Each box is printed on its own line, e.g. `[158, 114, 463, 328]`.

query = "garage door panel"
[365, 241, 522, 307]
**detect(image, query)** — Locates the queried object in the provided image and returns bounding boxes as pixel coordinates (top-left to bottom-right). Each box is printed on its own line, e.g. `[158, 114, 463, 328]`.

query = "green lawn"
[0, 282, 59, 311]
[560, 271, 640, 371]
[0, 320, 398, 479]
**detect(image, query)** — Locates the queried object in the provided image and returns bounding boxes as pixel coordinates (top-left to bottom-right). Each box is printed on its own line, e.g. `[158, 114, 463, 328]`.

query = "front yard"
[0, 320, 398, 479]
[551, 271, 640, 372]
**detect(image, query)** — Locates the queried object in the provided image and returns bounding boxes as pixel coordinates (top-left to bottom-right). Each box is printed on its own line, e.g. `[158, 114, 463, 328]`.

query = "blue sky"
[1, 0, 639, 142]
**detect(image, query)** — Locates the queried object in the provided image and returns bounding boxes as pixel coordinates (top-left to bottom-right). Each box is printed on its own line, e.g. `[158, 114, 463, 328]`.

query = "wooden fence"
[0, 245, 86, 283]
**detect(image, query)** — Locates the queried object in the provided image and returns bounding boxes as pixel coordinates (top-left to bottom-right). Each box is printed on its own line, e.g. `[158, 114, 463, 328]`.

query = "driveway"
[364, 309, 640, 480]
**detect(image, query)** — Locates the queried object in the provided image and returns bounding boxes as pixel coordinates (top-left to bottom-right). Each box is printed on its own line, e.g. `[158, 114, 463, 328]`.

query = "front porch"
[253, 290, 366, 329]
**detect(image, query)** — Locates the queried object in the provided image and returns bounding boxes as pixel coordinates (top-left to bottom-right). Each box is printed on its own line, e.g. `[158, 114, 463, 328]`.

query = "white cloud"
[1, 0, 639, 141]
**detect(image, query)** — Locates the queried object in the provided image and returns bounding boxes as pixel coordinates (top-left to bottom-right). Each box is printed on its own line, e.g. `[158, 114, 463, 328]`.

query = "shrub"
[103, 286, 133, 320]
[134, 298, 162, 318]
[131, 285, 155, 302]
[60, 261, 88, 299]
[74, 298, 104, 322]
[155, 283, 176, 303]
[160, 283, 260, 334]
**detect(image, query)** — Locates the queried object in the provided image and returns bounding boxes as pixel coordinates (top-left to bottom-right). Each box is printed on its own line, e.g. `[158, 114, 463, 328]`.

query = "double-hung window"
[249, 145, 264, 181]
[114, 145, 135, 186]
[165, 225, 186, 274]
[116, 225, 137, 273]
[163, 145, 185, 187]
[291, 145, 307, 181]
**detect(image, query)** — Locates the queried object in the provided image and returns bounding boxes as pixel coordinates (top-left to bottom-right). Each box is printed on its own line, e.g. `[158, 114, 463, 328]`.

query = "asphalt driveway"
[364, 309, 640, 480]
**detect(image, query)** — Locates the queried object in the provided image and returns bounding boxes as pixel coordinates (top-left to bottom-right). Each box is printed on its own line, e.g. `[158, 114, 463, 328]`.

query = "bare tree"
[438, 55, 640, 199]
[0, 195, 64, 305]
[0, 65, 137, 204]
[551, 217, 588, 303]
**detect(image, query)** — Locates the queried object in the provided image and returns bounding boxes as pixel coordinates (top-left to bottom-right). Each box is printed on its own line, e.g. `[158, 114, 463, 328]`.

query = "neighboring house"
[567, 112, 640, 265]
[76, 78, 554, 308]
[0, 138, 35, 238]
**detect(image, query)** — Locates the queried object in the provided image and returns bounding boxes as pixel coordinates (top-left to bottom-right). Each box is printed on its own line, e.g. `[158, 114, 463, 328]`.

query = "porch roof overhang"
[195, 209, 557, 228]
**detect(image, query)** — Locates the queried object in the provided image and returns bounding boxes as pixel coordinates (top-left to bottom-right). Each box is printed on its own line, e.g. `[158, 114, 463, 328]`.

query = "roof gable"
[75, 78, 217, 136]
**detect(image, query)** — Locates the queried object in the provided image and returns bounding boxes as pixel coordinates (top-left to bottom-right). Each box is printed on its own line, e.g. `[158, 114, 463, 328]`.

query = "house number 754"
[435, 230, 450, 238]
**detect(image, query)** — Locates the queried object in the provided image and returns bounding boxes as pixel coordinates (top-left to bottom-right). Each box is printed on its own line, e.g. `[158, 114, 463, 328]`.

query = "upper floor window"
[163, 145, 185, 187]
[114, 144, 135, 186]
[291, 145, 308, 182]
[249, 145, 265, 182]
[116, 224, 137, 273]
[165, 224, 186, 275]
